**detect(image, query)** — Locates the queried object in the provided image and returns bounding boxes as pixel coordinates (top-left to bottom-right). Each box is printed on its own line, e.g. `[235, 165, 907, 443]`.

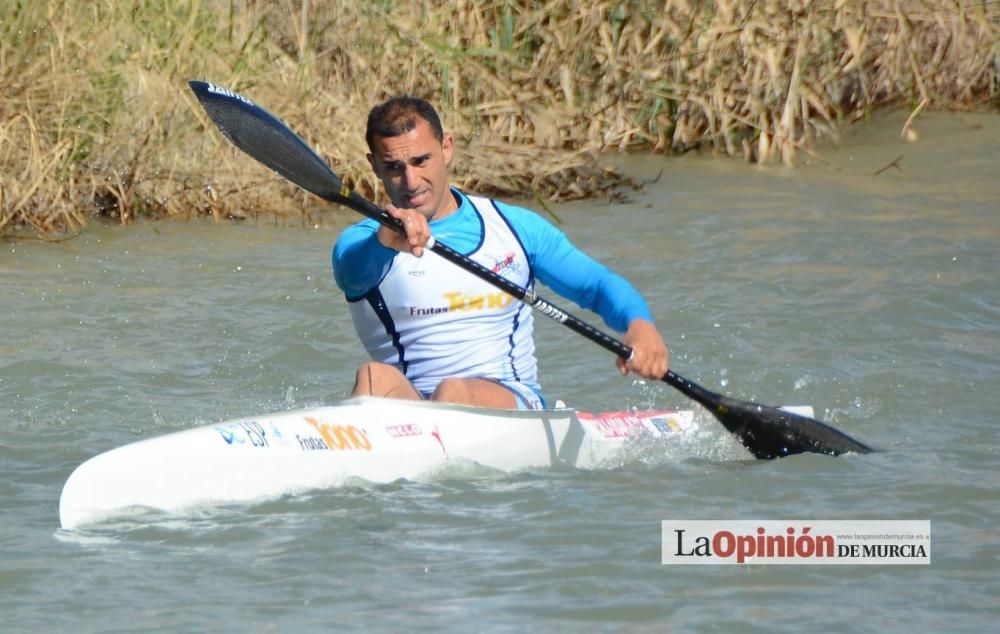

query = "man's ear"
[441, 133, 454, 168]
[366, 152, 378, 175]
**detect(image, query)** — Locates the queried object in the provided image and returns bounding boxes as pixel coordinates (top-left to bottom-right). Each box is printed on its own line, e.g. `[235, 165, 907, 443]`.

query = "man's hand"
[378, 204, 432, 257]
[617, 319, 669, 380]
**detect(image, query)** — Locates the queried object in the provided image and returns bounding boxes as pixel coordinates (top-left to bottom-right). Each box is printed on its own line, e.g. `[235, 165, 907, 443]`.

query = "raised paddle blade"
[189, 80, 404, 233]
[188, 80, 347, 203]
[663, 371, 873, 458]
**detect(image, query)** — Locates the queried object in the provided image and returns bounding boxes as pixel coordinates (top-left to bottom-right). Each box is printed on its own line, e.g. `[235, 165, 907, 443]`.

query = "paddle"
[188, 80, 873, 459]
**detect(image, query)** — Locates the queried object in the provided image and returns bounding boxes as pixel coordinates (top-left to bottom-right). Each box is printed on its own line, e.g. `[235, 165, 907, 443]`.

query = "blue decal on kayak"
[215, 425, 248, 445]
[240, 421, 268, 447]
[651, 417, 671, 433]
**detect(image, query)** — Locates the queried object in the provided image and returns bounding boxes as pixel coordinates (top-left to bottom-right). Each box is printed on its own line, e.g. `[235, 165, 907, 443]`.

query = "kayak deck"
[58, 397, 810, 529]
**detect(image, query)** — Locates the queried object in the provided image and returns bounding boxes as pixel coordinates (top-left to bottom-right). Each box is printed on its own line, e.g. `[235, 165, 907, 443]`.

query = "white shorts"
[494, 379, 547, 411]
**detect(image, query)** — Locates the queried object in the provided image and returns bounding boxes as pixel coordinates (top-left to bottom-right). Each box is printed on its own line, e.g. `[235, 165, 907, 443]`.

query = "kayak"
[58, 396, 813, 529]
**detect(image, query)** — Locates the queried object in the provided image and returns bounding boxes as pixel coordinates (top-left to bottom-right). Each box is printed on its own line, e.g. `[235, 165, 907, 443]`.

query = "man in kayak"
[333, 96, 668, 410]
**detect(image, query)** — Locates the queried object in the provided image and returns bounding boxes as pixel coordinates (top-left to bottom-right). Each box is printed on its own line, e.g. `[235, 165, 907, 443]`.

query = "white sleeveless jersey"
[347, 195, 537, 395]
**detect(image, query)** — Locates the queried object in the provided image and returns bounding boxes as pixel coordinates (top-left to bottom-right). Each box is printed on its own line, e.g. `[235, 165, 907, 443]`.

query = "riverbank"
[2, 0, 997, 240]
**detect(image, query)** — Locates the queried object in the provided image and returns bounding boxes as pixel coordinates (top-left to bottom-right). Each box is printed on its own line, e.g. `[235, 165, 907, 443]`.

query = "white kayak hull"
[59, 396, 812, 529]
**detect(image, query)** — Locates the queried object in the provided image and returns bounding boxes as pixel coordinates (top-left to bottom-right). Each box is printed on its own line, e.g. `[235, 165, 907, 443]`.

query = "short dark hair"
[365, 96, 444, 152]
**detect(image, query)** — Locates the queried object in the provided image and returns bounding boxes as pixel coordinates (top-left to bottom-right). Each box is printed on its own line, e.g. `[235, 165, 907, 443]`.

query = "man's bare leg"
[352, 363, 518, 408]
[351, 362, 421, 400]
[431, 377, 517, 409]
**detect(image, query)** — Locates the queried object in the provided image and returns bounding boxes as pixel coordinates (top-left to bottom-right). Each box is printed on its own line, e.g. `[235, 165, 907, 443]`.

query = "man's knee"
[355, 362, 402, 383]
[430, 377, 468, 401]
[431, 378, 517, 408]
[353, 362, 414, 398]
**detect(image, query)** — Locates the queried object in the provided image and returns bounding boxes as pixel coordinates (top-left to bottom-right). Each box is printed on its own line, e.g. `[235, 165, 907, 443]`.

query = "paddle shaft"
[188, 79, 873, 458]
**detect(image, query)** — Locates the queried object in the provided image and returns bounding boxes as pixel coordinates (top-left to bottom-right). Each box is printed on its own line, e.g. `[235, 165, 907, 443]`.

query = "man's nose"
[402, 165, 420, 188]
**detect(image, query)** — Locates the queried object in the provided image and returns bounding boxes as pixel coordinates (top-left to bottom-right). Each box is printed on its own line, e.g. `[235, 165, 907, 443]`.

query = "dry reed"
[2, 0, 997, 240]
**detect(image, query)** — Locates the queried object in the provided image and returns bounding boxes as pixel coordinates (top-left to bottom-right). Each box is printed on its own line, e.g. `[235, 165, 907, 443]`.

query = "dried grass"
[2, 0, 998, 239]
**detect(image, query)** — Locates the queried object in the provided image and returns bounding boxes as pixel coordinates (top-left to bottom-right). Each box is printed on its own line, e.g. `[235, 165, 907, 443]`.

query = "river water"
[2, 110, 997, 632]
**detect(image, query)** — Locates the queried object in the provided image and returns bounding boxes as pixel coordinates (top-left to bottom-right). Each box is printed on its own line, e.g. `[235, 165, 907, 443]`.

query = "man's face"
[367, 119, 456, 220]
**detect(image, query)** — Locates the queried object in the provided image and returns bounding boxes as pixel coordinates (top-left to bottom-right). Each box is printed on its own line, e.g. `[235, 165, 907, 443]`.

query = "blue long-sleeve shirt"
[333, 189, 653, 334]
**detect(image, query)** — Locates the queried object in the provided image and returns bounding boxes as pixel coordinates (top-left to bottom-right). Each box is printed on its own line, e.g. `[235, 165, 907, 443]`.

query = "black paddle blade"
[711, 395, 873, 459]
[663, 370, 872, 459]
[188, 80, 346, 202]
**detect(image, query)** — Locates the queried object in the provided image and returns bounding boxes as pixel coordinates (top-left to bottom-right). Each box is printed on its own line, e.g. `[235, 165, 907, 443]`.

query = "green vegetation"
[2, 0, 997, 239]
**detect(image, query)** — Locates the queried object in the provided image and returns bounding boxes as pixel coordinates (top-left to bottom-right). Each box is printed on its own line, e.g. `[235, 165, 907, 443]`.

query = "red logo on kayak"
[431, 425, 447, 456]
[579, 412, 647, 439]
[578, 410, 684, 438]
[386, 424, 421, 438]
